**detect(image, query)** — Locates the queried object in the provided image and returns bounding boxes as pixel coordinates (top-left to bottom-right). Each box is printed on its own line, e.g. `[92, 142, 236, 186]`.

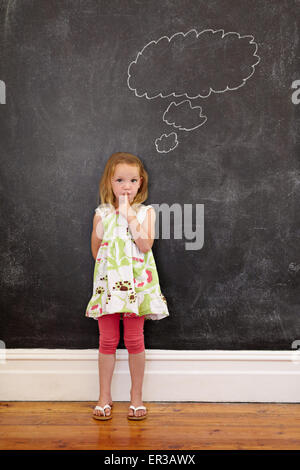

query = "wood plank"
[0, 402, 300, 450]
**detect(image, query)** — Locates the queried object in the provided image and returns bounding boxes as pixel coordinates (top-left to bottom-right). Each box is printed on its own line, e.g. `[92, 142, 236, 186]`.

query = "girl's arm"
[127, 207, 156, 254]
[91, 214, 104, 260]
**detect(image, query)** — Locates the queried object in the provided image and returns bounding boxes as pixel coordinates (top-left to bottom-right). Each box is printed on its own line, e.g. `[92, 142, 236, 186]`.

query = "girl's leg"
[94, 313, 120, 417]
[123, 315, 146, 418]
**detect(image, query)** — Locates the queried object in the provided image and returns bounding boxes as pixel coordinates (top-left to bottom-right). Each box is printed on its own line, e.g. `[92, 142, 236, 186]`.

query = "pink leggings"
[98, 313, 145, 354]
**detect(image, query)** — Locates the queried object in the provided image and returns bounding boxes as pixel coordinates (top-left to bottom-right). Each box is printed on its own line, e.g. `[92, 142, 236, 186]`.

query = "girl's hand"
[117, 194, 136, 220]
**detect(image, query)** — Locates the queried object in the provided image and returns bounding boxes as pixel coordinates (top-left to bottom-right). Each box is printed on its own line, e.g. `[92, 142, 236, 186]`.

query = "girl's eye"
[116, 179, 137, 182]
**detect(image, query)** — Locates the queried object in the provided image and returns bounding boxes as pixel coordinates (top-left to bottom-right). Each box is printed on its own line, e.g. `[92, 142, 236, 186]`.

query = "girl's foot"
[128, 403, 147, 419]
[93, 397, 113, 418]
[128, 391, 146, 418]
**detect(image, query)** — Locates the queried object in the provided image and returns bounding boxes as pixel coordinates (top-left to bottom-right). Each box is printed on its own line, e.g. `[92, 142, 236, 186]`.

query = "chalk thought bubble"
[155, 132, 178, 153]
[127, 28, 260, 153]
[162, 100, 207, 131]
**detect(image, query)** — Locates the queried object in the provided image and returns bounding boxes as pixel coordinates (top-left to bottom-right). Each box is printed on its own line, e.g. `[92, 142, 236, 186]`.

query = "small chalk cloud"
[127, 28, 260, 153]
[155, 132, 179, 153]
[163, 100, 207, 131]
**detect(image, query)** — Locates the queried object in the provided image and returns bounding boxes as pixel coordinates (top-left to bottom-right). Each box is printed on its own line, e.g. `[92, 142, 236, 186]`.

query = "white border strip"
[3, 349, 299, 361]
[1, 349, 300, 402]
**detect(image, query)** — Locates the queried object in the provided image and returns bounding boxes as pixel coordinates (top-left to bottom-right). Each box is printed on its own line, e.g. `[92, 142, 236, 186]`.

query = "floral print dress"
[85, 202, 169, 321]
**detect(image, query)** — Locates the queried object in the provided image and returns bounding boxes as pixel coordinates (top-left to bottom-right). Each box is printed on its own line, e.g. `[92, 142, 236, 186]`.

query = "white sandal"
[127, 405, 147, 421]
[93, 404, 112, 420]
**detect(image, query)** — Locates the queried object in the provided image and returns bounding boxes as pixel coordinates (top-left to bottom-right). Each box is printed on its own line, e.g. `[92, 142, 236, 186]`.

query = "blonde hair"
[98, 152, 148, 208]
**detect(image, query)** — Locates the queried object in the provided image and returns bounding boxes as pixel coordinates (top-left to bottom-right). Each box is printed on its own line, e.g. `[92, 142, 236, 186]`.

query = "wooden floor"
[0, 402, 300, 450]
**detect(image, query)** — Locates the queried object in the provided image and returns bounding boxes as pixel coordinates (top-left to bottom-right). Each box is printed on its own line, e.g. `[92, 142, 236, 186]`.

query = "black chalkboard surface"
[0, 0, 299, 350]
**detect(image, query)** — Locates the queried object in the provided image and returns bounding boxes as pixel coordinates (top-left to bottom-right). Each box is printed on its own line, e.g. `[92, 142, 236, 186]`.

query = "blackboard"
[1, 0, 299, 350]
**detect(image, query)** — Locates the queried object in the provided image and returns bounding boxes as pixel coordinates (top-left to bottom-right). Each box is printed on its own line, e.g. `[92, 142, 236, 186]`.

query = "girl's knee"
[124, 331, 145, 354]
[125, 338, 145, 354]
[123, 316, 145, 353]
[98, 313, 120, 354]
[99, 333, 120, 354]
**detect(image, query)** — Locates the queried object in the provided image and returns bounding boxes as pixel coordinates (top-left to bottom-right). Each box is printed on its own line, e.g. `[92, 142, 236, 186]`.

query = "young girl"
[85, 152, 169, 421]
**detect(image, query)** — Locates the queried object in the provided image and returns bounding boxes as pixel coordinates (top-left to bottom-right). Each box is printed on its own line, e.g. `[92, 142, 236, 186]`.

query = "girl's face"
[111, 163, 142, 207]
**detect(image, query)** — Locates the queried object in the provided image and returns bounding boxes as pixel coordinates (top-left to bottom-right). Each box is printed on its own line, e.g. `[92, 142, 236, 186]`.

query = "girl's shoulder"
[135, 203, 155, 224]
[94, 203, 115, 219]
[135, 203, 154, 212]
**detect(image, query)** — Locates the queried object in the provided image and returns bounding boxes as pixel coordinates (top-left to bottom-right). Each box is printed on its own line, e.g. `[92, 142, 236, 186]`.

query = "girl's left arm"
[127, 208, 156, 254]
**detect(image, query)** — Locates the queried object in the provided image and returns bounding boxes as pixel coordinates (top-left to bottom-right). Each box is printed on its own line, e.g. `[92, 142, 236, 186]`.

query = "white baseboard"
[0, 349, 300, 402]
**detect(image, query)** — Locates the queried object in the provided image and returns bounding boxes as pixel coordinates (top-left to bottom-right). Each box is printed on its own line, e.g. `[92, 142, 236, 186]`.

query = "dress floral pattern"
[85, 202, 169, 321]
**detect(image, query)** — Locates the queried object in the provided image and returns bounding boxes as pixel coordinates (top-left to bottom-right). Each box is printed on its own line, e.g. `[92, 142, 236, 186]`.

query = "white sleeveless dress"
[85, 203, 170, 321]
